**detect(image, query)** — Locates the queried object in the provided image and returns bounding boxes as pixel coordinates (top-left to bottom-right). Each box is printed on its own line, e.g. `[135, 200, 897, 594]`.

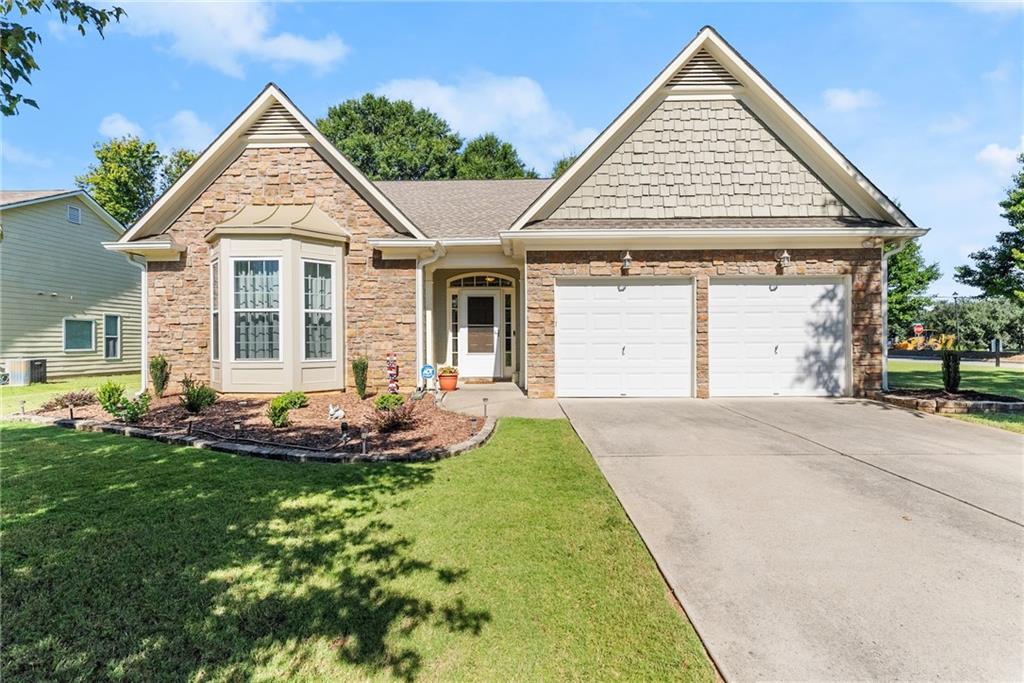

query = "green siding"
[0, 196, 141, 377]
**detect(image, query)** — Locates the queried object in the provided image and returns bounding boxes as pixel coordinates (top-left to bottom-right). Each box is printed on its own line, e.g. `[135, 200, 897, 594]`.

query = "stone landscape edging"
[874, 392, 1024, 415]
[5, 413, 498, 464]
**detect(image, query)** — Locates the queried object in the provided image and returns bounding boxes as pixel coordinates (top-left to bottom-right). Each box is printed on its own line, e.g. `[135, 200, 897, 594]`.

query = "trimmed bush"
[40, 390, 95, 412]
[179, 374, 217, 414]
[267, 391, 309, 428]
[149, 355, 170, 397]
[117, 393, 151, 424]
[941, 350, 962, 393]
[373, 393, 405, 411]
[96, 381, 126, 416]
[352, 355, 369, 399]
[370, 400, 417, 433]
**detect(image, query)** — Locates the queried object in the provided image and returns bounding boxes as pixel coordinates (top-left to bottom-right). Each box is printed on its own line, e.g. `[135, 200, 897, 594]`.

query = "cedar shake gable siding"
[148, 146, 415, 393]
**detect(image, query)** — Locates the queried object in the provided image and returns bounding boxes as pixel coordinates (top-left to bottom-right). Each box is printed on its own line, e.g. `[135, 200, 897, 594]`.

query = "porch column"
[425, 266, 436, 370]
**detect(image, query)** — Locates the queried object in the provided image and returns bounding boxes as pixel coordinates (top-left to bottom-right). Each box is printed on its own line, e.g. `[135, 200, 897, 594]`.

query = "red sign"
[913, 323, 924, 336]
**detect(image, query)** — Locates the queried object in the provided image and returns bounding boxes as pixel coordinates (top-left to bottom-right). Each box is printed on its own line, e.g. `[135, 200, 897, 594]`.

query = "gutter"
[415, 241, 447, 389]
[881, 238, 913, 391]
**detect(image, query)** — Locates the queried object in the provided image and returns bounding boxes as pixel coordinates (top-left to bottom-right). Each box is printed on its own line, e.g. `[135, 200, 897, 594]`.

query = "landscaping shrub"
[267, 391, 309, 428]
[941, 350, 962, 393]
[370, 401, 417, 433]
[96, 381, 126, 415]
[117, 393, 151, 423]
[149, 355, 170, 397]
[179, 374, 217, 414]
[95, 381, 151, 423]
[373, 393, 405, 411]
[352, 355, 369, 399]
[39, 389, 95, 412]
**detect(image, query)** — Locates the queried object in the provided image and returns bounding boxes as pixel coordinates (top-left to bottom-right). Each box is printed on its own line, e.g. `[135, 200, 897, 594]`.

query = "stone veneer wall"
[149, 147, 416, 393]
[525, 249, 882, 398]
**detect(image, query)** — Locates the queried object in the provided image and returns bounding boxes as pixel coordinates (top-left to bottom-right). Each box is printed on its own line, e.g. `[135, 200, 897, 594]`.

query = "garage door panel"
[555, 280, 692, 398]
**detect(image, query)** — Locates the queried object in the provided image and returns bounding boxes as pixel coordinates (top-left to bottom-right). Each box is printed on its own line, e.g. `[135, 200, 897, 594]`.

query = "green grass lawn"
[0, 419, 713, 682]
[0, 372, 141, 414]
[887, 359, 1024, 433]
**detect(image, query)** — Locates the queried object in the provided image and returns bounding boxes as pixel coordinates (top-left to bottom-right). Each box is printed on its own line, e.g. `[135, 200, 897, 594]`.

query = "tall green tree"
[887, 239, 941, 339]
[316, 94, 463, 180]
[922, 297, 1024, 349]
[456, 133, 538, 180]
[955, 153, 1024, 302]
[1, 0, 124, 115]
[551, 153, 578, 178]
[160, 148, 198, 193]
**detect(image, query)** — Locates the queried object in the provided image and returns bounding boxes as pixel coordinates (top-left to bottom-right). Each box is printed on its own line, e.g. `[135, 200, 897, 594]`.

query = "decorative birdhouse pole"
[386, 353, 399, 394]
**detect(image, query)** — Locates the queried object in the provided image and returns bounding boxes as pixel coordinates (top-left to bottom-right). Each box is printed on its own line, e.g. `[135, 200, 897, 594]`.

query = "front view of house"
[108, 26, 925, 399]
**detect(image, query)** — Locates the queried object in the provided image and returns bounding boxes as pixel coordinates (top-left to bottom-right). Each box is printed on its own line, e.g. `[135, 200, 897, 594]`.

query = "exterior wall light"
[774, 249, 792, 269]
[621, 251, 633, 272]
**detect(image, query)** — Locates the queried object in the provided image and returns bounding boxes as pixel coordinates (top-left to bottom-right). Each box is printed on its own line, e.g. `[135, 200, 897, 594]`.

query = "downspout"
[126, 255, 149, 395]
[415, 241, 446, 389]
[881, 238, 911, 391]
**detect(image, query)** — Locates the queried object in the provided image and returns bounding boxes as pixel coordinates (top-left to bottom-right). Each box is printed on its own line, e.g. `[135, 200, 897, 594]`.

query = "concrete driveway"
[560, 398, 1024, 682]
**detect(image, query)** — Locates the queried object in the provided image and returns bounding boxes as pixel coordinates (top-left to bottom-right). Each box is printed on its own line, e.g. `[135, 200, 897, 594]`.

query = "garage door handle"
[622, 345, 626, 356]
[774, 345, 779, 355]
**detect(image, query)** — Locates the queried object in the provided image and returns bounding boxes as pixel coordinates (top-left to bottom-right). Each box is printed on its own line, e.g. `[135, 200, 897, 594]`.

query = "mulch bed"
[887, 389, 1022, 403]
[37, 391, 479, 454]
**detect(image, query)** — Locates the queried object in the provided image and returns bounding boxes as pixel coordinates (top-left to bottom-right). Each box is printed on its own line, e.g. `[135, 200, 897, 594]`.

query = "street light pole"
[952, 291, 960, 345]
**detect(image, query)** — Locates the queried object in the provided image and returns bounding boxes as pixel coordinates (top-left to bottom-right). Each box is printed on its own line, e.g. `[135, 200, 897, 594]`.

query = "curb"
[5, 413, 498, 464]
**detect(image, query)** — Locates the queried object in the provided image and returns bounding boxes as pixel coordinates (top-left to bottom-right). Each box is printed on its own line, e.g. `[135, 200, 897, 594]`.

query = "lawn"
[0, 419, 714, 682]
[887, 359, 1024, 433]
[0, 372, 141, 414]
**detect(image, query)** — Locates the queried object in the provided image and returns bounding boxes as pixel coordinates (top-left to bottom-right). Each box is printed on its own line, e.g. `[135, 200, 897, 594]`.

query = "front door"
[458, 292, 499, 378]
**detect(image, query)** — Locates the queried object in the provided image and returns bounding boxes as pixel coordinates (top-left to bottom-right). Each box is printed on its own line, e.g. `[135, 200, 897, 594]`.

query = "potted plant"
[438, 365, 458, 392]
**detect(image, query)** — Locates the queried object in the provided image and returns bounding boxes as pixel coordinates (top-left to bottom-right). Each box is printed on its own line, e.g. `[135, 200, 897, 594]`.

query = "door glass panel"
[467, 296, 495, 353]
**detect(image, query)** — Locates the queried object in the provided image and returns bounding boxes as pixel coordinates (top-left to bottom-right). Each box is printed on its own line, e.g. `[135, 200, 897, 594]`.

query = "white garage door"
[555, 280, 692, 397]
[709, 278, 848, 397]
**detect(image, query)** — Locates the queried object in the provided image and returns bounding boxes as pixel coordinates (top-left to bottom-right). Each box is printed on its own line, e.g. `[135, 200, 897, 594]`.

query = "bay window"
[210, 260, 220, 360]
[233, 259, 280, 360]
[303, 260, 334, 360]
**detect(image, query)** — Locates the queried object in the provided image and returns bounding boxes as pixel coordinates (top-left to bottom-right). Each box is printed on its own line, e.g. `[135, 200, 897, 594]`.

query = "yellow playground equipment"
[892, 330, 956, 351]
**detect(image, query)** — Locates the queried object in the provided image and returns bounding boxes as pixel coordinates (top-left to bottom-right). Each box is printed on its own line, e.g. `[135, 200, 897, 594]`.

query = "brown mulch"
[886, 389, 1022, 403]
[38, 391, 479, 454]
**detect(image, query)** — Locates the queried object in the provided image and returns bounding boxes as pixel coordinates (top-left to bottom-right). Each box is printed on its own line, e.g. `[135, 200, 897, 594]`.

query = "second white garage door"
[555, 280, 693, 397]
[709, 278, 849, 397]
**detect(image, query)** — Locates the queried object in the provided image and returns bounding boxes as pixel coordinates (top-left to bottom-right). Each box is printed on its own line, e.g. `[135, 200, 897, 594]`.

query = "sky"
[1, 1, 1021, 296]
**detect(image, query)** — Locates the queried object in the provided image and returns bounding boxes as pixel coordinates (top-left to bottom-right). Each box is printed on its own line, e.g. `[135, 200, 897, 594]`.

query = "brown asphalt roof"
[0, 189, 76, 207]
[376, 179, 552, 238]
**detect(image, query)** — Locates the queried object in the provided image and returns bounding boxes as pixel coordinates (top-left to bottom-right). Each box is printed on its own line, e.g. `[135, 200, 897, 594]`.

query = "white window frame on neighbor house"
[302, 258, 336, 362]
[62, 317, 95, 353]
[210, 259, 220, 361]
[103, 314, 122, 360]
[230, 257, 282, 363]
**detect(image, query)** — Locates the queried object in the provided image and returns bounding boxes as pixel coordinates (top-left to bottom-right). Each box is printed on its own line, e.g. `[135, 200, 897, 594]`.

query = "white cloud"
[377, 72, 597, 174]
[822, 88, 880, 112]
[99, 112, 144, 138]
[928, 114, 970, 135]
[975, 136, 1023, 176]
[157, 110, 214, 151]
[118, 1, 348, 78]
[983, 62, 1012, 82]
[0, 141, 53, 168]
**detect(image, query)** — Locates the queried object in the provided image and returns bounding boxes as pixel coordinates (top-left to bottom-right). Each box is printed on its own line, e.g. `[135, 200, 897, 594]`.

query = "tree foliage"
[76, 137, 198, 226]
[922, 297, 1024, 349]
[456, 133, 537, 180]
[955, 153, 1024, 302]
[1, 0, 124, 115]
[886, 239, 941, 339]
[316, 94, 463, 180]
[551, 154, 578, 178]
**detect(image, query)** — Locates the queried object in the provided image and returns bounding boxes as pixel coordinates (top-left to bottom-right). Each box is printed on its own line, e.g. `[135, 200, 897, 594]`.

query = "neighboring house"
[109, 26, 925, 398]
[0, 190, 142, 378]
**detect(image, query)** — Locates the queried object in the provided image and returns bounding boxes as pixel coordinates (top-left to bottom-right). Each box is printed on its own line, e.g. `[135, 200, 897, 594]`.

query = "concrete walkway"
[561, 398, 1024, 682]
[440, 382, 565, 419]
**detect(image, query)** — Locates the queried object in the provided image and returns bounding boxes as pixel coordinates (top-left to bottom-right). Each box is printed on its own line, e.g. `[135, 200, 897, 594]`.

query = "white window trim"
[62, 317, 96, 353]
[230, 256, 282, 363]
[302, 258, 336, 362]
[103, 314, 122, 360]
[210, 259, 220, 362]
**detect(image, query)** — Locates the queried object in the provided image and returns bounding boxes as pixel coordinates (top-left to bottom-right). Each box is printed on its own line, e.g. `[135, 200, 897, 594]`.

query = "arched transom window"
[449, 274, 513, 288]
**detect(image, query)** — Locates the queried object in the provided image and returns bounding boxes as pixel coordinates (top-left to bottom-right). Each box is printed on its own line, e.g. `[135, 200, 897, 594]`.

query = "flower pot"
[438, 374, 458, 392]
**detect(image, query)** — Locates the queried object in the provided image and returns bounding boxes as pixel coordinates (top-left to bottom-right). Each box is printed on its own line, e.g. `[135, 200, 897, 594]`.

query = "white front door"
[709, 278, 848, 396]
[458, 291, 500, 378]
[554, 280, 693, 397]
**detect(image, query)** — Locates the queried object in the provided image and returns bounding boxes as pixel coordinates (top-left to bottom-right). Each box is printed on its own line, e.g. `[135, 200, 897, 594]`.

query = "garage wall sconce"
[621, 251, 633, 272]
[774, 249, 792, 269]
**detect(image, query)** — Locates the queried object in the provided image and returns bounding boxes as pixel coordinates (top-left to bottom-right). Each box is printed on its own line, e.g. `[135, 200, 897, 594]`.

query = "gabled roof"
[117, 83, 427, 245]
[0, 188, 126, 236]
[377, 179, 551, 238]
[509, 25, 915, 231]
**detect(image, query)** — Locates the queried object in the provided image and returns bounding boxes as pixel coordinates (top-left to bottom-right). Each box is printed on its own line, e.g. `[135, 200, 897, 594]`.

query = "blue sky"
[1, 1, 1021, 296]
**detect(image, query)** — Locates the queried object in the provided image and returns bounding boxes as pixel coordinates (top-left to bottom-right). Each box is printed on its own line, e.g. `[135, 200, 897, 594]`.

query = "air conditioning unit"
[30, 359, 47, 384]
[6, 359, 30, 386]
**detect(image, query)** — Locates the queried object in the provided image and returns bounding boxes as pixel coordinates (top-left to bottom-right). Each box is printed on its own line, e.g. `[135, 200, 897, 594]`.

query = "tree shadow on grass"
[1, 425, 490, 681]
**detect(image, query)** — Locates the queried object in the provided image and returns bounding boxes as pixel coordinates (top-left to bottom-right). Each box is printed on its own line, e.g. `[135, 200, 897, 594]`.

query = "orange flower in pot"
[438, 365, 458, 391]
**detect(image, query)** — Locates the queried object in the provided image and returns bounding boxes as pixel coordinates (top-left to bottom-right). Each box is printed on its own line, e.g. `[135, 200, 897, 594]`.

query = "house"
[108, 26, 926, 399]
[1, 189, 142, 379]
